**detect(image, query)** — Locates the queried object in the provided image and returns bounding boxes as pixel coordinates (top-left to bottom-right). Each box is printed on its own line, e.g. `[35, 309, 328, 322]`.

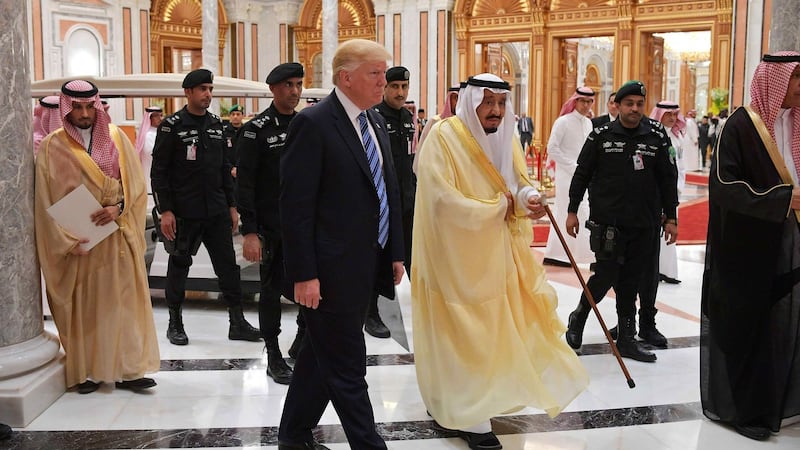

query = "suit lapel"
[329, 92, 373, 182]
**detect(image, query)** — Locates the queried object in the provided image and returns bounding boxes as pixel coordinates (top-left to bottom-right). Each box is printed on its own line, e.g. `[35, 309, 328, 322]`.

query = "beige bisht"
[411, 117, 589, 430]
[35, 125, 160, 388]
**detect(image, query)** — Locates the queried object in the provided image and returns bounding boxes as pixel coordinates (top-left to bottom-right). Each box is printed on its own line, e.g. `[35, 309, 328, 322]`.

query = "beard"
[483, 127, 498, 134]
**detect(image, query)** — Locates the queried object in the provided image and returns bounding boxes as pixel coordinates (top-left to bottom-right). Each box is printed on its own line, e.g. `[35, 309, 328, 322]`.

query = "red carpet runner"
[532, 198, 709, 247]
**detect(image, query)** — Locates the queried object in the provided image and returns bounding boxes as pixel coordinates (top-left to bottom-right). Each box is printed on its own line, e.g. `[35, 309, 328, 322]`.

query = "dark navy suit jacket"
[280, 90, 404, 313]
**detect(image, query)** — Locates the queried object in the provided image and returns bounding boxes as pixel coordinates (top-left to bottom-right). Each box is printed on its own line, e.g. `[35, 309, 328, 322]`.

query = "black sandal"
[457, 430, 502, 450]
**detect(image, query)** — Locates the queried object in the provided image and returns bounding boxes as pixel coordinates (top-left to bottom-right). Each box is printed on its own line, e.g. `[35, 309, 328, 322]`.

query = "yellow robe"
[411, 117, 589, 429]
[35, 124, 160, 387]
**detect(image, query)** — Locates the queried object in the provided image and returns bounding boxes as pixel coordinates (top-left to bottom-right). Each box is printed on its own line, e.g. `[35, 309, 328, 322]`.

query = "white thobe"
[543, 110, 594, 264]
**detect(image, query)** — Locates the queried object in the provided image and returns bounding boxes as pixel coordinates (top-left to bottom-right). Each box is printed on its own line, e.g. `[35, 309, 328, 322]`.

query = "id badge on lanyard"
[186, 138, 198, 161]
[632, 150, 644, 170]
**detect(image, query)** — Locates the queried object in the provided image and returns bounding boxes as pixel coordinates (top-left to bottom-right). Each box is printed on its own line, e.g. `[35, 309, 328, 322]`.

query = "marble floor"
[6, 180, 800, 449]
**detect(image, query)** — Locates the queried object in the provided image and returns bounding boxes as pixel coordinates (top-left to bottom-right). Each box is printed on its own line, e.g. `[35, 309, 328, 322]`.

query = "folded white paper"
[46, 184, 119, 251]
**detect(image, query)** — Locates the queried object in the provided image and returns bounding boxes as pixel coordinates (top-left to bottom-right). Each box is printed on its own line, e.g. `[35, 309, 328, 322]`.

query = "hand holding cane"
[543, 204, 636, 388]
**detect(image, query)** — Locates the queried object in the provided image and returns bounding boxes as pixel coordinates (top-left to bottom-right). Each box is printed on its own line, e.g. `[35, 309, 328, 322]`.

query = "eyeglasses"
[576, 98, 594, 104]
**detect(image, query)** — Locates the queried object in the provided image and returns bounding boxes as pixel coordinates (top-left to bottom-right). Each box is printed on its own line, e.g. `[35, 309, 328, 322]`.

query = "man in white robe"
[412, 74, 588, 450]
[543, 87, 596, 267]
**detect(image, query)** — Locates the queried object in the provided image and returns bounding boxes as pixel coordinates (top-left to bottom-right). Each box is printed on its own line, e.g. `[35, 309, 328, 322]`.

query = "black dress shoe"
[115, 377, 157, 391]
[542, 257, 572, 267]
[733, 423, 770, 441]
[77, 380, 100, 394]
[659, 273, 682, 284]
[0, 423, 11, 440]
[365, 315, 391, 338]
[277, 440, 330, 450]
[457, 430, 503, 449]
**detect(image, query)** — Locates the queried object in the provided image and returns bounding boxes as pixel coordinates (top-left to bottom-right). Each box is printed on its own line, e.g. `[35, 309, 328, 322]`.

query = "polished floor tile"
[11, 188, 800, 449]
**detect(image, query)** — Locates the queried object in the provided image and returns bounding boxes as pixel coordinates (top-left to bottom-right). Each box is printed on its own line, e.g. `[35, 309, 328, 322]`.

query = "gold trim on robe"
[411, 116, 589, 429]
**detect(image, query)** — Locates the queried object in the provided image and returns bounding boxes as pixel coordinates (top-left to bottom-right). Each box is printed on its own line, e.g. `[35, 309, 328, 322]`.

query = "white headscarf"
[455, 73, 518, 190]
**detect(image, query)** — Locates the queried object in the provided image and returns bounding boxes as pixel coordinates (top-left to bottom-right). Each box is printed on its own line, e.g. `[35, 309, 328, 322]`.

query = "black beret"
[614, 81, 646, 103]
[266, 62, 304, 84]
[229, 104, 244, 113]
[182, 69, 213, 88]
[386, 66, 410, 83]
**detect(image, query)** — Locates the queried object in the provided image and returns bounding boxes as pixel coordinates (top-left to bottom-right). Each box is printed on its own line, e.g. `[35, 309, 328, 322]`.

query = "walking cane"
[543, 204, 636, 388]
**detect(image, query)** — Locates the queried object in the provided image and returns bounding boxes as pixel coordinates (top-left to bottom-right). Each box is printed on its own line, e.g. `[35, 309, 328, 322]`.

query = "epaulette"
[593, 122, 612, 134]
[647, 118, 667, 138]
[208, 111, 221, 123]
[251, 114, 269, 129]
[164, 112, 181, 125]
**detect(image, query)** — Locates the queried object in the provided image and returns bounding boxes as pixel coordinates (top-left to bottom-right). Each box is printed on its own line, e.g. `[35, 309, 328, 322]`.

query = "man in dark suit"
[517, 112, 534, 151]
[591, 91, 618, 127]
[277, 39, 405, 450]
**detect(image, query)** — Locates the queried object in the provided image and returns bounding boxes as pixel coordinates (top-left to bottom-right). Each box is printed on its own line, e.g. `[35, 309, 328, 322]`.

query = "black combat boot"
[639, 310, 668, 348]
[565, 301, 591, 349]
[288, 328, 304, 360]
[167, 305, 189, 345]
[616, 316, 657, 362]
[228, 305, 262, 341]
[265, 340, 293, 385]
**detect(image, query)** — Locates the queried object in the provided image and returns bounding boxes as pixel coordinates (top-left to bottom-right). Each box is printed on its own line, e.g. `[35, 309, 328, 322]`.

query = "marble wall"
[769, 0, 800, 52]
[0, 0, 42, 348]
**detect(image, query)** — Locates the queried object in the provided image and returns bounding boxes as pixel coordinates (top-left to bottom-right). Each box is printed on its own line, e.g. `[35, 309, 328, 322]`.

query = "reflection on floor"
[8, 181, 800, 449]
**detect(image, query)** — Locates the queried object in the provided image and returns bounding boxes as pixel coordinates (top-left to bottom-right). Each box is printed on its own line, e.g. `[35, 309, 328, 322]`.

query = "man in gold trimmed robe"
[412, 74, 589, 450]
[701, 52, 800, 441]
[35, 80, 160, 394]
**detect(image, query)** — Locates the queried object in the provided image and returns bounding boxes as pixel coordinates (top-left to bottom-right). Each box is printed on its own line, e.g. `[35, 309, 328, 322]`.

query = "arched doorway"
[453, 0, 732, 148]
[294, 0, 376, 88]
[149, 0, 229, 112]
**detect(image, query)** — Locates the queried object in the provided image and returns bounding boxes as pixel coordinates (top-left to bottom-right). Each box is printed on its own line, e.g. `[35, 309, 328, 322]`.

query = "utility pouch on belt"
[586, 220, 621, 258]
[153, 208, 201, 257]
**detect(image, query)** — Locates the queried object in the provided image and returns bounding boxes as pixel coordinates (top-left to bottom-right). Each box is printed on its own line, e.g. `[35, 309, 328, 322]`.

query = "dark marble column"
[769, 0, 800, 52]
[0, 0, 64, 427]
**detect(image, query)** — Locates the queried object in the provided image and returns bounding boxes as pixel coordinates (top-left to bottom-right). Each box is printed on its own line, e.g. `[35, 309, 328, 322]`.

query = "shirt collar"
[335, 87, 364, 123]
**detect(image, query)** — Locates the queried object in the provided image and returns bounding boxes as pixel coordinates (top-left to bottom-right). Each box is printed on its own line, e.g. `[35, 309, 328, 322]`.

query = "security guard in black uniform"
[366, 66, 416, 338]
[563, 81, 679, 362]
[151, 68, 260, 346]
[235, 63, 307, 384]
[223, 104, 244, 178]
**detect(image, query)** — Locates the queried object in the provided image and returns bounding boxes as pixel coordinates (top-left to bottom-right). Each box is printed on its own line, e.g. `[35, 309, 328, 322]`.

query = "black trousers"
[520, 132, 533, 150]
[637, 230, 662, 322]
[578, 226, 659, 319]
[165, 213, 242, 308]
[257, 237, 305, 342]
[278, 306, 386, 449]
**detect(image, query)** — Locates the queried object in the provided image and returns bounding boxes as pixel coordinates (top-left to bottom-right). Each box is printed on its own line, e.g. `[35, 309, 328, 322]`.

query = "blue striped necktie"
[358, 111, 389, 248]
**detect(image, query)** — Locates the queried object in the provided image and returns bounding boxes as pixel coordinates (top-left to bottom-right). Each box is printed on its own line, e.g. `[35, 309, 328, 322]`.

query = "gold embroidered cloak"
[411, 117, 588, 429]
[35, 124, 159, 387]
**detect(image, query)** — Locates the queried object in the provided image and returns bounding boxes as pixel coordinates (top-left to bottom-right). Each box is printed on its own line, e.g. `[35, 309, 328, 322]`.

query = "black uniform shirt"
[222, 123, 242, 167]
[568, 117, 679, 228]
[151, 106, 235, 219]
[373, 100, 416, 212]
[235, 103, 294, 237]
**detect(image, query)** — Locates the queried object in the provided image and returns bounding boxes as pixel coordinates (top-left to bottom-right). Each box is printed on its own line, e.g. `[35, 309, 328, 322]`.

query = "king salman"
[411, 73, 589, 450]
[35, 80, 159, 394]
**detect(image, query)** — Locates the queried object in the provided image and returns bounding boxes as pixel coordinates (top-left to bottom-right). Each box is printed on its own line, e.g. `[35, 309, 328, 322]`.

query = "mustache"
[486, 115, 503, 120]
